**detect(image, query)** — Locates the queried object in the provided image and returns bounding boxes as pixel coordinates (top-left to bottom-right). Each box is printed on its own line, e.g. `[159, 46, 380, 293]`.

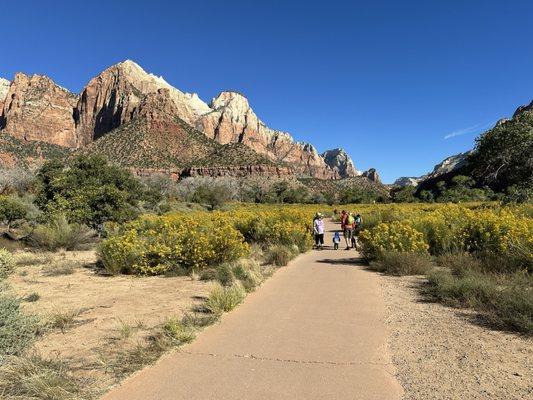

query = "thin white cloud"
[443, 122, 492, 139]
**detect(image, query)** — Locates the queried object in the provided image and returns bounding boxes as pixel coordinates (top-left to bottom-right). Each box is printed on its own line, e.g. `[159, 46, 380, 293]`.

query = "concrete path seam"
[179, 350, 394, 367]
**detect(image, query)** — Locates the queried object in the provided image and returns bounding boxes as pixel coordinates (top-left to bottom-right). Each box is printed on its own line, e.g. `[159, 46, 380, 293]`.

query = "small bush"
[0, 248, 15, 279]
[205, 282, 246, 315]
[0, 355, 91, 400]
[24, 292, 40, 302]
[370, 251, 433, 276]
[264, 244, 297, 267]
[162, 317, 196, 344]
[0, 196, 29, 226]
[436, 252, 482, 277]
[215, 263, 236, 287]
[109, 334, 171, 379]
[232, 258, 263, 291]
[0, 295, 38, 360]
[42, 261, 76, 277]
[47, 309, 80, 333]
[29, 216, 96, 251]
[181, 312, 219, 328]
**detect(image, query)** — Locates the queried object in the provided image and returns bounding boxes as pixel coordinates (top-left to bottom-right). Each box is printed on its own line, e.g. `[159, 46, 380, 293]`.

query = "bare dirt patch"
[380, 275, 532, 400]
[8, 250, 210, 391]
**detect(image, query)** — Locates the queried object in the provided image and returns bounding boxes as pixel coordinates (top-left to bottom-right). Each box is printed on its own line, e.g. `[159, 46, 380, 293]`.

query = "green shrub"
[35, 154, 155, 229]
[161, 317, 196, 344]
[0, 249, 15, 279]
[370, 251, 433, 276]
[0, 196, 28, 226]
[205, 282, 246, 315]
[29, 215, 96, 251]
[0, 296, 38, 361]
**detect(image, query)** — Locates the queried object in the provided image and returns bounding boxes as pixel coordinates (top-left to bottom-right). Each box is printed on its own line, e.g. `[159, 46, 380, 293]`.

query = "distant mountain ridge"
[0, 60, 367, 180]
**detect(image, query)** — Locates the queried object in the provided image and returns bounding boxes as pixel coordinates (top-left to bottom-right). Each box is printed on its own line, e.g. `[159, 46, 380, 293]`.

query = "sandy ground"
[9, 250, 210, 384]
[380, 275, 533, 400]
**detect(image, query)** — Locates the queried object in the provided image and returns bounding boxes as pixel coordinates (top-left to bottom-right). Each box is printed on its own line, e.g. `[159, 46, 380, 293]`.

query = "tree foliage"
[35, 155, 154, 229]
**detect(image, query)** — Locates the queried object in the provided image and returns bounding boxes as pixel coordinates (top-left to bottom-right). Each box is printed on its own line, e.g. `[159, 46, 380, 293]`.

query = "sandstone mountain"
[196, 91, 335, 178]
[75, 60, 210, 146]
[0, 73, 78, 147]
[0, 60, 375, 181]
[321, 148, 359, 178]
[84, 89, 291, 179]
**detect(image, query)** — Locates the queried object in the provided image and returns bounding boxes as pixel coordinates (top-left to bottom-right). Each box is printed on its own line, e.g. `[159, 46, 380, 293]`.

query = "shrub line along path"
[102, 220, 403, 400]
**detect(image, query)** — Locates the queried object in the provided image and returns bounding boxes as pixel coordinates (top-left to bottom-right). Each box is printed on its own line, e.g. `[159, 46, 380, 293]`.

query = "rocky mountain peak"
[362, 168, 381, 183]
[321, 148, 359, 178]
[0, 72, 77, 146]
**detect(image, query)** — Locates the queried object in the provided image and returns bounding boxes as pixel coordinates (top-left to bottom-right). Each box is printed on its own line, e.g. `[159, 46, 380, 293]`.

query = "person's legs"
[344, 228, 350, 249]
[319, 234, 324, 249]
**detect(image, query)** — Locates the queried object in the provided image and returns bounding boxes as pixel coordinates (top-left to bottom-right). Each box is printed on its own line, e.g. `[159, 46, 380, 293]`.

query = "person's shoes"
[345, 247, 350, 250]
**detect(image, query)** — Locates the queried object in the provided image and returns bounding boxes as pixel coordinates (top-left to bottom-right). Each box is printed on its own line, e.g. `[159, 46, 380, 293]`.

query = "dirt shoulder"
[8, 250, 210, 389]
[380, 275, 532, 400]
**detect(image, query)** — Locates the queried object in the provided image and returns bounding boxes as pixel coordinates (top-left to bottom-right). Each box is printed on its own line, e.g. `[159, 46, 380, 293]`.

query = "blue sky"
[2, 1, 532, 182]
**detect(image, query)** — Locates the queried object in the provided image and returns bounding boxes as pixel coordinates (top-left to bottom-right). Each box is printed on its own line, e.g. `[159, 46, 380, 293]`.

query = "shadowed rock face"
[0, 73, 78, 147]
[321, 148, 359, 178]
[74, 60, 210, 146]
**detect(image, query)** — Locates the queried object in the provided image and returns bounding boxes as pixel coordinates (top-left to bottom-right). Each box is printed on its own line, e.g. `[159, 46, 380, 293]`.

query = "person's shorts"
[344, 228, 354, 239]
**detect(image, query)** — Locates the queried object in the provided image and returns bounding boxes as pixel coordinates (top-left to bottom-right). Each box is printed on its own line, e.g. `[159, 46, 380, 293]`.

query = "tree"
[469, 112, 533, 191]
[35, 155, 152, 229]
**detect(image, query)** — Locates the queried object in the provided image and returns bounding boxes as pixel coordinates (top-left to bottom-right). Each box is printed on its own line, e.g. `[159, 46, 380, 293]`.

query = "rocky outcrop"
[321, 148, 359, 178]
[428, 152, 470, 178]
[0, 78, 9, 105]
[195, 91, 336, 178]
[361, 168, 381, 183]
[512, 99, 533, 118]
[0, 73, 78, 147]
[393, 176, 425, 187]
[182, 165, 292, 178]
[75, 60, 210, 146]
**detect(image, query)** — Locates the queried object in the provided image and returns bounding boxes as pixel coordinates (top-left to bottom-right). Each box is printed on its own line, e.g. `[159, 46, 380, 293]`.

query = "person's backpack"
[355, 216, 362, 225]
[347, 215, 355, 226]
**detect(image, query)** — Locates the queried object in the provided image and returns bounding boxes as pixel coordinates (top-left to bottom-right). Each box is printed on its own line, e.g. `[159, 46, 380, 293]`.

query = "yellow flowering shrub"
[359, 221, 428, 260]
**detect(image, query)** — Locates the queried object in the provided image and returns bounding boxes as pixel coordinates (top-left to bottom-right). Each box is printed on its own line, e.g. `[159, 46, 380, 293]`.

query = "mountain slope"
[84, 89, 286, 177]
[196, 91, 336, 178]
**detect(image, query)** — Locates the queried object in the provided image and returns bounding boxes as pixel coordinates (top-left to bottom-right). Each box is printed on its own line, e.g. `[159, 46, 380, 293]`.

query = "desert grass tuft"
[47, 309, 81, 333]
[24, 292, 40, 302]
[205, 282, 246, 315]
[369, 250, 433, 276]
[0, 354, 93, 400]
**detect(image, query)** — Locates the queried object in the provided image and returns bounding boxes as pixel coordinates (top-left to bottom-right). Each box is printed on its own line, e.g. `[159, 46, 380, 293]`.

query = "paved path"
[103, 221, 403, 400]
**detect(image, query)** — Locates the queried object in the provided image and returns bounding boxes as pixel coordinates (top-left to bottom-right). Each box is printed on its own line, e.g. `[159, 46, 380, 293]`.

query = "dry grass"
[205, 282, 246, 315]
[0, 354, 95, 400]
[47, 309, 82, 333]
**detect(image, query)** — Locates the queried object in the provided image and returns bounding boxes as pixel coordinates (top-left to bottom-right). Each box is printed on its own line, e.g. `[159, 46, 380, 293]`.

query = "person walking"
[344, 212, 355, 250]
[333, 231, 341, 250]
[313, 213, 325, 250]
